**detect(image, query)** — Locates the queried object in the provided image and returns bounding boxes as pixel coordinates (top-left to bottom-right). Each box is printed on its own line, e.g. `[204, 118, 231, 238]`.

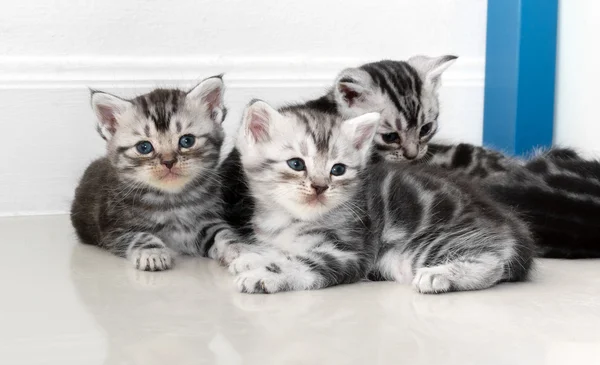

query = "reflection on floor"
[0, 214, 599, 365]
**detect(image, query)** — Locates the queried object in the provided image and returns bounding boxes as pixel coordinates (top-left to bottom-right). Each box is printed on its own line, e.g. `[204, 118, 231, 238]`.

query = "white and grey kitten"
[229, 103, 380, 292]
[229, 103, 534, 294]
[71, 76, 244, 271]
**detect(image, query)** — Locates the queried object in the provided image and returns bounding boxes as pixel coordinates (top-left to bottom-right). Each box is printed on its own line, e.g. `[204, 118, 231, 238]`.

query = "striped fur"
[419, 142, 523, 179]
[230, 105, 534, 294]
[367, 162, 534, 292]
[416, 144, 600, 259]
[484, 148, 600, 258]
[70, 76, 245, 271]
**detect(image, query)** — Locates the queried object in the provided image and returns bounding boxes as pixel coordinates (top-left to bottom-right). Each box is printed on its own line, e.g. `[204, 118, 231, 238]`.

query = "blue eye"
[287, 158, 306, 171]
[136, 141, 154, 155]
[330, 164, 346, 176]
[179, 135, 196, 149]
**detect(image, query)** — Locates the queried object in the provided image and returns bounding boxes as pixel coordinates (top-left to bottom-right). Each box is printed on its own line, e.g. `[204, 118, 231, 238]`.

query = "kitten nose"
[403, 146, 419, 160]
[311, 184, 329, 195]
[161, 159, 177, 169]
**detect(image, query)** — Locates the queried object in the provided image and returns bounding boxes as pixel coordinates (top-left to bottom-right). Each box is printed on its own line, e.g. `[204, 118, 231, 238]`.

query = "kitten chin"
[147, 174, 194, 193]
[122, 166, 197, 193]
[282, 199, 335, 221]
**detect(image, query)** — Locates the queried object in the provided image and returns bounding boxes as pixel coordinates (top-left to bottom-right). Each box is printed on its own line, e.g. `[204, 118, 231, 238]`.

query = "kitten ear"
[90, 90, 132, 140]
[334, 68, 373, 107]
[407, 54, 458, 89]
[241, 100, 281, 143]
[341, 112, 381, 154]
[187, 75, 226, 124]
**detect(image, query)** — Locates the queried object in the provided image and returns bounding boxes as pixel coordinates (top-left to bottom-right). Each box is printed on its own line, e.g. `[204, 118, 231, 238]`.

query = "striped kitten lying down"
[71, 76, 245, 270]
[228, 102, 534, 294]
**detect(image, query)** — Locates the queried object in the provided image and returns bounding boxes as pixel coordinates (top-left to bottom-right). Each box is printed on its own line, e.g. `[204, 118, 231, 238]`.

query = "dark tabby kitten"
[485, 148, 600, 258]
[229, 102, 534, 294]
[71, 76, 245, 271]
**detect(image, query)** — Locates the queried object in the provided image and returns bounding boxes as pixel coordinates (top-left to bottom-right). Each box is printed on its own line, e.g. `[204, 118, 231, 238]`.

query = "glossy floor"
[1, 215, 600, 365]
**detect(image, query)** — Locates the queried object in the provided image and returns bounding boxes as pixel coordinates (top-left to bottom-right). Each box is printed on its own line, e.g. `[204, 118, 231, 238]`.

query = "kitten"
[229, 104, 380, 292]
[308, 55, 456, 162]
[229, 102, 534, 294]
[71, 76, 244, 271]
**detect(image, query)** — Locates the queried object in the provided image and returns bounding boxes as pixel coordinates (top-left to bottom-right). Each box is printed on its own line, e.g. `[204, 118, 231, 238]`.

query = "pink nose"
[311, 184, 329, 195]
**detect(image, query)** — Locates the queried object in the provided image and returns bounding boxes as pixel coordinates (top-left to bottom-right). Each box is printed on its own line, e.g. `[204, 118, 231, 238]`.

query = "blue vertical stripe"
[483, 0, 558, 156]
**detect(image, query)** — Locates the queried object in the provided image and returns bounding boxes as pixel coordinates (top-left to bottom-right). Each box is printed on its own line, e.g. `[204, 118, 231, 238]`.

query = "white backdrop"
[0, 0, 487, 215]
[554, 0, 600, 157]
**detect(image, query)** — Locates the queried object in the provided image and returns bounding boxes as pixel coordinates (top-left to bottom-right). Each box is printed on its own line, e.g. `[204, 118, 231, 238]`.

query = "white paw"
[235, 265, 287, 294]
[413, 267, 452, 294]
[211, 242, 251, 266]
[209, 230, 253, 266]
[219, 243, 244, 266]
[229, 252, 270, 275]
[131, 248, 174, 271]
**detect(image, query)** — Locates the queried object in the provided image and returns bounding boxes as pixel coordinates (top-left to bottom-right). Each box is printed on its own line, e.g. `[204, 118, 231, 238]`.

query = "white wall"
[554, 0, 600, 157]
[0, 0, 487, 215]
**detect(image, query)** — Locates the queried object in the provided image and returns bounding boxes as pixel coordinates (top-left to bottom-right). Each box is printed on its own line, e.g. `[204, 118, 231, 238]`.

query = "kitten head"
[332, 55, 457, 161]
[90, 75, 226, 193]
[237, 102, 380, 221]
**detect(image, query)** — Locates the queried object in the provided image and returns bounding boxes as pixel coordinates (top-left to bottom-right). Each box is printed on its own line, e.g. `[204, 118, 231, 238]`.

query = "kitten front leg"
[194, 219, 255, 265]
[412, 254, 505, 294]
[376, 246, 511, 294]
[235, 245, 365, 294]
[101, 230, 174, 271]
[228, 246, 285, 275]
[235, 258, 319, 293]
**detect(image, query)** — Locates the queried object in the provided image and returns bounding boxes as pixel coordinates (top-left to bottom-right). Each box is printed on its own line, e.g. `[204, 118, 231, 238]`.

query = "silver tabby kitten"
[229, 102, 534, 294]
[71, 76, 243, 271]
[311, 55, 524, 179]
[310, 55, 455, 160]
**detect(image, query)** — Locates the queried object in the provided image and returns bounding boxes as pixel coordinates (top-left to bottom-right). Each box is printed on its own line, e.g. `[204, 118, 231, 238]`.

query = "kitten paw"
[413, 267, 452, 294]
[219, 243, 243, 266]
[209, 230, 252, 266]
[229, 252, 270, 275]
[235, 265, 287, 294]
[211, 241, 251, 266]
[131, 248, 174, 271]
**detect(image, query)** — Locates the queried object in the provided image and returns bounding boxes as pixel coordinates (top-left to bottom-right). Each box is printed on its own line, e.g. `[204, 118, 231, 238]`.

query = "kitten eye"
[419, 123, 433, 137]
[330, 164, 346, 176]
[179, 134, 196, 149]
[381, 132, 400, 144]
[287, 158, 306, 172]
[136, 141, 154, 155]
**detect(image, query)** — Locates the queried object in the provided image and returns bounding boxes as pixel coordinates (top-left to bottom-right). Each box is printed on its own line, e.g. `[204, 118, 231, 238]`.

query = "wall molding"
[0, 56, 484, 89]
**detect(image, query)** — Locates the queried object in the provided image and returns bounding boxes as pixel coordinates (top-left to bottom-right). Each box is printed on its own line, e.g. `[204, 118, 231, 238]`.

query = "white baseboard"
[0, 56, 484, 88]
[0, 56, 485, 216]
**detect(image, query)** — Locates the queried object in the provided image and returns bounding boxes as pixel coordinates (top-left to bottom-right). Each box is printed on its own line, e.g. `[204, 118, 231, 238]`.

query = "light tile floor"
[1, 214, 600, 365]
